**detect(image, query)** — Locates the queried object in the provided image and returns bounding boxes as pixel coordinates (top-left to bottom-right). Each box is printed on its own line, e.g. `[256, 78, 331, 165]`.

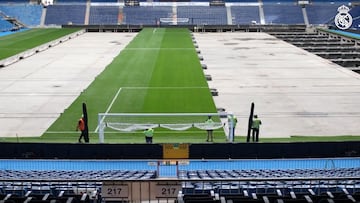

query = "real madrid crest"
[335, 5, 353, 30]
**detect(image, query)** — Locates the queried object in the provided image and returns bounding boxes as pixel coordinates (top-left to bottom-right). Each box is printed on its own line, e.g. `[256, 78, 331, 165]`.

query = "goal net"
[97, 112, 235, 143]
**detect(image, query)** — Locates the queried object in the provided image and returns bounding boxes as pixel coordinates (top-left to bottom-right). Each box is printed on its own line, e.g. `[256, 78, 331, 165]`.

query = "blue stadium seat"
[0, 5, 42, 27]
[91, 0, 117, 2]
[177, 6, 227, 25]
[307, 4, 343, 25]
[263, 0, 297, 3]
[0, 19, 13, 31]
[263, 4, 303, 24]
[226, 0, 257, 2]
[0, 0, 29, 2]
[122, 6, 171, 25]
[0, 170, 157, 181]
[45, 4, 86, 25]
[89, 6, 119, 25]
[55, 0, 87, 2]
[231, 6, 260, 24]
[311, 0, 350, 2]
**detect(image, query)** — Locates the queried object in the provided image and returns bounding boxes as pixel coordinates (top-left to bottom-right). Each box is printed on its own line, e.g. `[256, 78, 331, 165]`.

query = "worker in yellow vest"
[251, 115, 262, 142]
[144, 128, 154, 144]
[205, 116, 214, 142]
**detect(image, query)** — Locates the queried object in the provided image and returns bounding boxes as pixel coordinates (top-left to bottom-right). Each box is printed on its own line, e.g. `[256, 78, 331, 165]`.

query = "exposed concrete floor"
[0, 32, 137, 137]
[1, 31, 360, 138]
[194, 32, 360, 138]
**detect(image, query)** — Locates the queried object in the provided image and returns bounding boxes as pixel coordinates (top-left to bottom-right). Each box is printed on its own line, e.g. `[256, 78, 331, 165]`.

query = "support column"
[258, 1, 265, 24]
[302, 5, 309, 26]
[226, 6, 232, 25]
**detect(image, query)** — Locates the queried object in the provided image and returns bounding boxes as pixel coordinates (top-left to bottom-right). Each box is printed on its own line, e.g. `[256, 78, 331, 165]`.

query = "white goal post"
[97, 112, 236, 143]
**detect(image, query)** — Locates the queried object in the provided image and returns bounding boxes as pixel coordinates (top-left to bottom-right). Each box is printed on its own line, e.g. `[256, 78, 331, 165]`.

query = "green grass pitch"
[1, 28, 360, 143]
[42, 28, 226, 143]
[0, 28, 81, 60]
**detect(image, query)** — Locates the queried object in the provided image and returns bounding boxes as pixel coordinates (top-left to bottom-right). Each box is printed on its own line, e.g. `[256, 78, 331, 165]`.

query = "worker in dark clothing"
[227, 113, 238, 141]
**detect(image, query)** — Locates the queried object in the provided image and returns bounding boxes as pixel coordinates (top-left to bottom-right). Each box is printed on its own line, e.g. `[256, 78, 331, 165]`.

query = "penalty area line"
[95, 87, 122, 133]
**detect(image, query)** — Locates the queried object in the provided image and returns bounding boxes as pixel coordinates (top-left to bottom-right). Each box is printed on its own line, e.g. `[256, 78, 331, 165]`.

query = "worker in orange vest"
[76, 115, 86, 143]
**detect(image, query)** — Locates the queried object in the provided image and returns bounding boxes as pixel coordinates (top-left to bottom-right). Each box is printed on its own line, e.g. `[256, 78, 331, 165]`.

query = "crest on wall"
[334, 5, 353, 30]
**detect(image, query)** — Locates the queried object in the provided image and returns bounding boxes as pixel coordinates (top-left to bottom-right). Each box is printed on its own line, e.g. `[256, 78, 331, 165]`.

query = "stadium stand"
[225, 0, 257, 2]
[0, 4, 42, 27]
[0, 167, 359, 203]
[349, 5, 360, 27]
[0, 18, 13, 31]
[307, 4, 341, 25]
[0, 0, 357, 28]
[231, 6, 260, 25]
[262, 0, 296, 2]
[178, 168, 360, 179]
[0, 170, 157, 180]
[54, 0, 87, 3]
[0, 0, 29, 2]
[177, 6, 227, 25]
[2, 0, 360, 202]
[91, 0, 118, 2]
[263, 4, 304, 24]
[44, 4, 86, 25]
[122, 6, 172, 25]
[89, 5, 119, 25]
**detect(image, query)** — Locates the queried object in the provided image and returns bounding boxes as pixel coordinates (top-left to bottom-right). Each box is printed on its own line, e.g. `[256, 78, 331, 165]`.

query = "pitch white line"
[122, 86, 208, 89]
[125, 48, 194, 50]
[95, 87, 122, 133]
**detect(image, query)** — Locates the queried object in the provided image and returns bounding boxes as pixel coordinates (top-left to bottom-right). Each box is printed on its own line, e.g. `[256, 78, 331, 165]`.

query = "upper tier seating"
[45, 4, 86, 25]
[123, 6, 171, 25]
[89, 6, 119, 24]
[91, 0, 118, 2]
[0, 0, 29, 3]
[177, 6, 227, 25]
[307, 3, 344, 25]
[53, 0, 87, 2]
[231, 6, 260, 24]
[226, 0, 257, 2]
[262, 0, 297, 2]
[263, 4, 303, 24]
[349, 6, 360, 30]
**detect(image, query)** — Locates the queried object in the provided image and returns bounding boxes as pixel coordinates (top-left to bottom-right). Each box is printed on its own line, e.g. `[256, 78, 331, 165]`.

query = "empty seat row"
[0, 170, 157, 181]
[178, 189, 360, 203]
[0, 193, 92, 203]
[178, 168, 360, 179]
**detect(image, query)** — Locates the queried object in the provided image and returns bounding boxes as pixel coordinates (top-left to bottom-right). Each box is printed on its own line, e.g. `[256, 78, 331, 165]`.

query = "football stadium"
[1, 0, 360, 202]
